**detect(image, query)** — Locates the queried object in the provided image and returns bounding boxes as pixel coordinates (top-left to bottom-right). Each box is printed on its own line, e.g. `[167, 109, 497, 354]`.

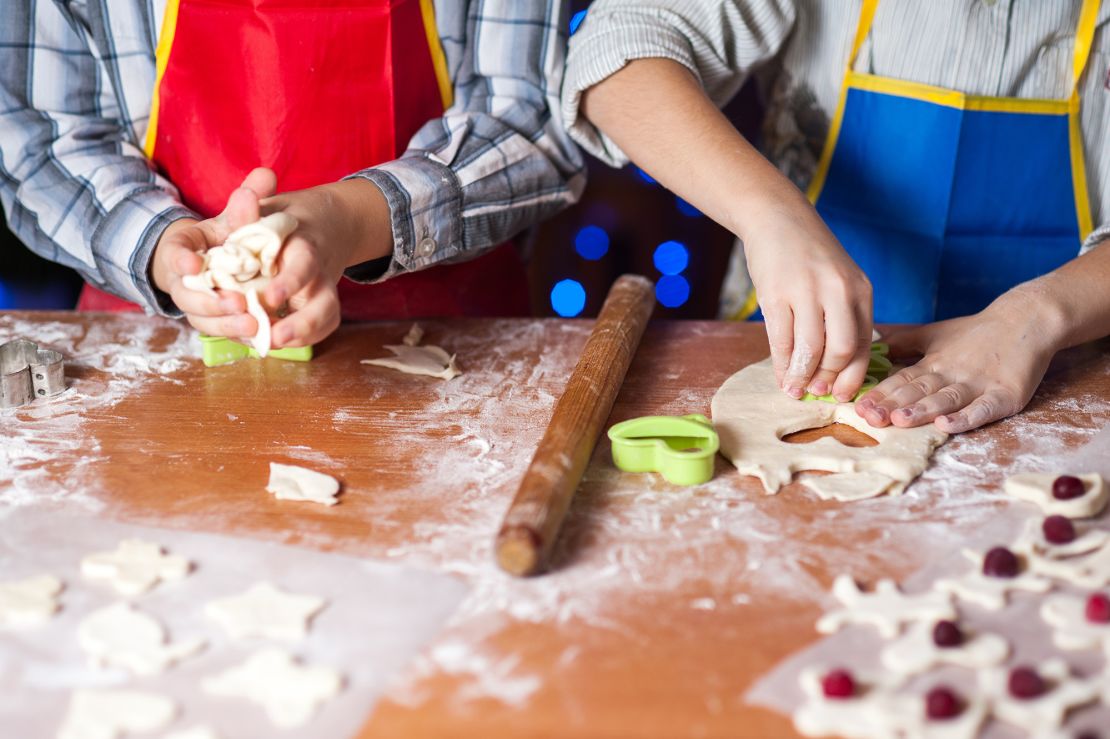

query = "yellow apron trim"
[848, 0, 880, 68]
[727, 287, 761, 322]
[1074, 0, 1101, 95]
[806, 78, 849, 203]
[1069, 91, 1095, 240]
[419, 0, 454, 111]
[143, 0, 182, 158]
[844, 72, 1071, 115]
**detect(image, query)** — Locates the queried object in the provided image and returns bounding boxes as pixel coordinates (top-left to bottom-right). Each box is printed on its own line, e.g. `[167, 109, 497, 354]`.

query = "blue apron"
[809, 0, 1099, 322]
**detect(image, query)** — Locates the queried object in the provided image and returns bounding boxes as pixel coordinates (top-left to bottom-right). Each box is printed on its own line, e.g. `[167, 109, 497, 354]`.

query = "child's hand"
[152, 168, 278, 337]
[854, 290, 1063, 433]
[743, 204, 875, 402]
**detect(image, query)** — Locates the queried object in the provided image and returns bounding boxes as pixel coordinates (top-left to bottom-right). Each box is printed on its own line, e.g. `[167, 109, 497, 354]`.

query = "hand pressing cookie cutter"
[608, 414, 719, 485]
[802, 342, 893, 403]
[1, 339, 65, 408]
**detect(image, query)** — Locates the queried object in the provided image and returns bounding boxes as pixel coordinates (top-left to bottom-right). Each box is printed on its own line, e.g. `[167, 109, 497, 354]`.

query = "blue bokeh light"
[653, 240, 689, 275]
[634, 167, 657, 185]
[550, 279, 587, 317]
[569, 10, 587, 35]
[655, 275, 690, 308]
[574, 225, 610, 260]
[675, 197, 702, 217]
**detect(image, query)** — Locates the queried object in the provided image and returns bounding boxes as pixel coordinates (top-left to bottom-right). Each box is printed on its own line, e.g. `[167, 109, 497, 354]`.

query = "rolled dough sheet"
[711, 358, 948, 495]
[0, 509, 468, 739]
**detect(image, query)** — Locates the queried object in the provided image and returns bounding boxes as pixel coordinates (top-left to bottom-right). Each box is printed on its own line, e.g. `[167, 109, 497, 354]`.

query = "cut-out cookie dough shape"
[1004, 473, 1106, 518]
[201, 647, 343, 729]
[978, 660, 1099, 736]
[361, 342, 460, 380]
[204, 582, 325, 641]
[78, 602, 205, 675]
[880, 620, 1009, 677]
[711, 358, 948, 495]
[0, 574, 62, 627]
[1013, 516, 1110, 561]
[935, 548, 1050, 610]
[57, 688, 177, 739]
[816, 575, 956, 639]
[81, 539, 191, 596]
[266, 463, 340, 506]
[1026, 541, 1110, 589]
[800, 471, 898, 502]
[1040, 593, 1110, 653]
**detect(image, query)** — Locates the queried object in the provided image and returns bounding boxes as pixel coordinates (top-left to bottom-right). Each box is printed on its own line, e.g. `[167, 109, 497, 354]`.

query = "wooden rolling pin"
[495, 274, 655, 576]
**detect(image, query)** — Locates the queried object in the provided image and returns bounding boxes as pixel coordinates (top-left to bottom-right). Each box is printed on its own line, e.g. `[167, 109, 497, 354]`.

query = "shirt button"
[418, 237, 437, 257]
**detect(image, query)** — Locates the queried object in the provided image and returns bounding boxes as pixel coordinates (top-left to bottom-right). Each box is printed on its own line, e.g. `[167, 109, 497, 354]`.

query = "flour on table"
[0, 574, 62, 627]
[1039, 593, 1110, 652]
[77, 602, 205, 675]
[181, 213, 298, 358]
[879, 620, 1008, 677]
[204, 582, 325, 641]
[80, 539, 191, 596]
[201, 647, 343, 729]
[266, 463, 340, 506]
[1004, 472, 1107, 518]
[816, 575, 956, 639]
[800, 471, 898, 502]
[977, 659, 1099, 735]
[934, 549, 1051, 610]
[57, 688, 176, 739]
[711, 358, 947, 495]
[361, 326, 461, 380]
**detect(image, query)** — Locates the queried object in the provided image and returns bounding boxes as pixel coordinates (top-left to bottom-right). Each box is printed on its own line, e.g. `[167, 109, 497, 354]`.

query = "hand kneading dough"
[711, 358, 947, 495]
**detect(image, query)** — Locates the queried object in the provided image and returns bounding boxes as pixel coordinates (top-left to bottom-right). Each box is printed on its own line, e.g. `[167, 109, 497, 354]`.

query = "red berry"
[1052, 475, 1086, 500]
[982, 546, 1019, 578]
[925, 686, 962, 719]
[821, 669, 855, 699]
[1042, 515, 1076, 544]
[1008, 666, 1046, 699]
[932, 620, 964, 648]
[1086, 593, 1110, 624]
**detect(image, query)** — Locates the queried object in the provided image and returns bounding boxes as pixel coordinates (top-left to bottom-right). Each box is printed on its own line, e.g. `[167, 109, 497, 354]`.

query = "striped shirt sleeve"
[346, 0, 586, 283]
[0, 2, 195, 315]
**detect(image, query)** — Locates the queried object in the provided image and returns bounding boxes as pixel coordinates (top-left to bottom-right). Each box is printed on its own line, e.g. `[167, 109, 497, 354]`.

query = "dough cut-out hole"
[781, 423, 878, 448]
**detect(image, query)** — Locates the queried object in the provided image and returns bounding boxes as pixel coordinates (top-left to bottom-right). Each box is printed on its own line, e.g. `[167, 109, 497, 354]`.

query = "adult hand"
[744, 203, 874, 402]
[151, 168, 278, 337]
[854, 289, 1064, 433]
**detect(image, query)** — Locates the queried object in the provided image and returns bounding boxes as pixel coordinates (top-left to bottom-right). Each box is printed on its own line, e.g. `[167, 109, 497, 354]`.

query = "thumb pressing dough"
[711, 358, 947, 497]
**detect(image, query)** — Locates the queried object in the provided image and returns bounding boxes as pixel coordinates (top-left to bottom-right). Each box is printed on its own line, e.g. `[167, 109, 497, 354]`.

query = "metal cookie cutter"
[1, 339, 66, 408]
[608, 414, 720, 486]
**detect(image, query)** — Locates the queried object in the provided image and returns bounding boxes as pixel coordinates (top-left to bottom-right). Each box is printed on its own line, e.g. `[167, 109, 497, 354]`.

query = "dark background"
[0, 3, 761, 319]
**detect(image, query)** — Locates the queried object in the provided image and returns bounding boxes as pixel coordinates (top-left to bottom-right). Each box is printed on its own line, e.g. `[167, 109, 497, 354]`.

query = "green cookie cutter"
[803, 341, 892, 403]
[200, 334, 313, 367]
[607, 414, 719, 486]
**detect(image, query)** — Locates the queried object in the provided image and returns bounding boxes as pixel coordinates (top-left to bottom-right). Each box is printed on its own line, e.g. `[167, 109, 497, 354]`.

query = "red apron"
[78, 0, 529, 318]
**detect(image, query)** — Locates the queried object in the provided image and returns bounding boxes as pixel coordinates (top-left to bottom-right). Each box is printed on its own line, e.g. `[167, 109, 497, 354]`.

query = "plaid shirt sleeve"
[345, 0, 587, 283]
[0, 2, 196, 315]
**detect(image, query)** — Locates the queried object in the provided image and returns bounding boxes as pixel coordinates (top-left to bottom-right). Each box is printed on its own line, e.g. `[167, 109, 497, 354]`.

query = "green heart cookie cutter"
[607, 414, 719, 486]
[199, 335, 313, 367]
[803, 341, 891, 403]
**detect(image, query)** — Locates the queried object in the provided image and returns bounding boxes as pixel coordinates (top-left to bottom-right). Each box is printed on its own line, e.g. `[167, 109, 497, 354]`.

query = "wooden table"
[3, 312, 1109, 738]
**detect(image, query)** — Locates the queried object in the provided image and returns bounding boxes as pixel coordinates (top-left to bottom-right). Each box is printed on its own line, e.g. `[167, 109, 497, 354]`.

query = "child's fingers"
[855, 368, 919, 426]
[269, 285, 340, 348]
[782, 305, 823, 399]
[264, 236, 320, 310]
[830, 303, 874, 401]
[936, 388, 1021, 434]
[762, 303, 794, 387]
[888, 383, 972, 428]
[807, 301, 861, 397]
[185, 312, 257, 339]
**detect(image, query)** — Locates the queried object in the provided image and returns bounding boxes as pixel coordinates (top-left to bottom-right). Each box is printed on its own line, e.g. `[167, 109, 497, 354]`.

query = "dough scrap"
[245, 287, 271, 358]
[792, 667, 988, 739]
[879, 620, 1009, 677]
[934, 549, 1051, 610]
[402, 324, 424, 347]
[0, 574, 62, 627]
[204, 582, 325, 641]
[711, 358, 947, 494]
[266, 462, 340, 506]
[1040, 593, 1110, 653]
[201, 647, 342, 728]
[977, 659, 1098, 735]
[77, 602, 205, 675]
[816, 575, 956, 639]
[361, 344, 460, 380]
[800, 471, 898, 502]
[80, 539, 191, 596]
[57, 688, 176, 739]
[1027, 542, 1110, 588]
[1003, 472, 1106, 518]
